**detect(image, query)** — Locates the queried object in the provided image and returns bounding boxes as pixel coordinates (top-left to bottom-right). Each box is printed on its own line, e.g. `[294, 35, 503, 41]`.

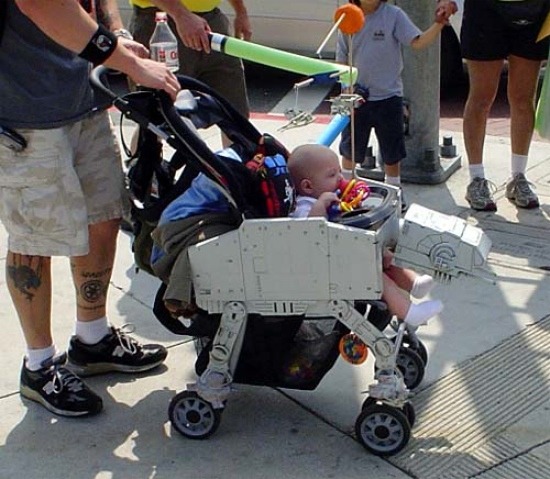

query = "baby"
[287, 144, 443, 328]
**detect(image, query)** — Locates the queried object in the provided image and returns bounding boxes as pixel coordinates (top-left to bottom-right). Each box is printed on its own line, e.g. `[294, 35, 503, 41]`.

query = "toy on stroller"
[90, 67, 492, 456]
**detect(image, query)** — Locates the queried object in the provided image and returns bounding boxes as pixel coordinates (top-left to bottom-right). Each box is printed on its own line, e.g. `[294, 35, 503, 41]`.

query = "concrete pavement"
[1, 111, 550, 479]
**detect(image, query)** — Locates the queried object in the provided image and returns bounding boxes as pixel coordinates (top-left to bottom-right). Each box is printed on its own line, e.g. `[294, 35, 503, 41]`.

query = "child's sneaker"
[20, 353, 103, 417]
[67, 326, 168, 377]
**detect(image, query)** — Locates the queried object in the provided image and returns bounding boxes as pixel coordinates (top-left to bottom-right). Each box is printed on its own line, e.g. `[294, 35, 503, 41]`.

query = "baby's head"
[288, 144, 343, 199]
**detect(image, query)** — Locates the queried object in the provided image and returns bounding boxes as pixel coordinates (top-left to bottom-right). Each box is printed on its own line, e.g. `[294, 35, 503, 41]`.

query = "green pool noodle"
[209, 33, 357, 85]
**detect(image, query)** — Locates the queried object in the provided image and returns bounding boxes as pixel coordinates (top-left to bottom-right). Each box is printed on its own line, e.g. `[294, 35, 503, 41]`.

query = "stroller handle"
[89, 65, 119, 101]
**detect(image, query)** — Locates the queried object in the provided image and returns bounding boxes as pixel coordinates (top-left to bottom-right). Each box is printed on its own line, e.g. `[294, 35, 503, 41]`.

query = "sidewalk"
[1, 112, 550, 479]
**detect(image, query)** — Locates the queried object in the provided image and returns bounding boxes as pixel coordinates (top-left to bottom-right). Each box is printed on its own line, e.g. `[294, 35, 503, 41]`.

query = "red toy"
[338, 178, 370, 212]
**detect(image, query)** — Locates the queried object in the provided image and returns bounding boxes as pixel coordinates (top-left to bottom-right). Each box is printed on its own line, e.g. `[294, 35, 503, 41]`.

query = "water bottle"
[149, 11, 179, 72]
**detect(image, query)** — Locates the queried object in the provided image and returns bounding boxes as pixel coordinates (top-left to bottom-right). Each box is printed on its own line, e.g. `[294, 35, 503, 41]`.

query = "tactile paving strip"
[388, 315, 550, 478]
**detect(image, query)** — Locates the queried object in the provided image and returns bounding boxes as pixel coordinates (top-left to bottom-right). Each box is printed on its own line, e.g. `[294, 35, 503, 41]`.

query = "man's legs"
[6, 112, 168, 417]
[463, 59, 503, 166]
[7, 252, 104, 417]
[7, 220, 119, 352]
[463, 60, 503, 211]
[502, 55, 542, 209]
[507, 55, 541, 156]
[67, 217, 167, 377]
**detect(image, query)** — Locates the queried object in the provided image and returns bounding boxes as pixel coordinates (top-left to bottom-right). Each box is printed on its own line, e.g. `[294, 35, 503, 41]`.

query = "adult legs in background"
[463, 59, 502, 211]
[503, 55, 543, 208]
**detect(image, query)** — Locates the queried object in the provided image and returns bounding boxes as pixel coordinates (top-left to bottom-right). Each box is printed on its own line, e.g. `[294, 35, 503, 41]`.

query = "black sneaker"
[20, 353, 103, 417]
[67, 325, 168, 377]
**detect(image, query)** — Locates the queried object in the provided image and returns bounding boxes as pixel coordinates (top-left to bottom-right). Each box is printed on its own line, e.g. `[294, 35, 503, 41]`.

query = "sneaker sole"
[506, 196, 540, 209]
[20, 385, 101, 417]
[67, 358, 166, 377]
[465, 197, 497, 212]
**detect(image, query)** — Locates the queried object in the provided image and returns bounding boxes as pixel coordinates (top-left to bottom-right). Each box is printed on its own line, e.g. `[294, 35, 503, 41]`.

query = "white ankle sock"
[410, 275, 435, 299]
[469, 164, 485, 181]
[75, 316, 110, 345]
[26, 344, 57, 371]
[404, 300, 443, 328]
[511, 154, 528, 176]
[385, 175, 401, 186]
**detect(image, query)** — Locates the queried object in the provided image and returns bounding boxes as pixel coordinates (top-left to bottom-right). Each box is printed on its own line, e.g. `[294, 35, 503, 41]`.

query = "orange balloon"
[334, 4, 365, 35]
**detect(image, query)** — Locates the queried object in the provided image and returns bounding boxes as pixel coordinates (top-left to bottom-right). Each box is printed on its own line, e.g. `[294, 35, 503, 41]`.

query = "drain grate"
[388, 315, 550, 478]
[473, 452, 550, 479]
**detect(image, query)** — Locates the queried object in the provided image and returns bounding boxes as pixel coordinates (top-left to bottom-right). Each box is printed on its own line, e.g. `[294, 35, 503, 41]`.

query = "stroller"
[91, 67, 491, 456]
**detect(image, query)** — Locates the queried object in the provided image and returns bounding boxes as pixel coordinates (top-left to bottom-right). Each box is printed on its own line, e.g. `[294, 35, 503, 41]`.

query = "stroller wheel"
[168, 391, 222, 440]
[390, 328, 429, 366]
[361, 397, 416, 428]
[401, 402, 416, 428]
[355, 404, 411, 456]
[396, 347, 425, 390]
[401, 335, 428, 365]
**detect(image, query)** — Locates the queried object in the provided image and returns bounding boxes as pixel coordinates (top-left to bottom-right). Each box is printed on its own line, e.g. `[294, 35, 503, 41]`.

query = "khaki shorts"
[0, 111, 125, 257]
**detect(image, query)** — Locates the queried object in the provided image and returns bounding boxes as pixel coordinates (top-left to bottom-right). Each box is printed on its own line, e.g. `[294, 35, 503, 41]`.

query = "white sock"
[403, 300, 443, 328]
[511, 154, 528, 176]
[75, 316, 110, 345]
[385, 175, 401, 186]
[26, 344, 57, 371]
[410, 275, 435, 299]
[469, 164, 485, 181]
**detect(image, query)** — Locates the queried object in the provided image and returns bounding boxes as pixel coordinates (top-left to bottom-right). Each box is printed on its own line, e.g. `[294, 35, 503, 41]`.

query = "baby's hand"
[320, 192, 340, 210]
[309, 192, 340, 218]
[435, 0, 457, 25]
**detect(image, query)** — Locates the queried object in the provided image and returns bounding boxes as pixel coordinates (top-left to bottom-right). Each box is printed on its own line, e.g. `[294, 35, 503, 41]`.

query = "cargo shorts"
[0, 111, 125, 257]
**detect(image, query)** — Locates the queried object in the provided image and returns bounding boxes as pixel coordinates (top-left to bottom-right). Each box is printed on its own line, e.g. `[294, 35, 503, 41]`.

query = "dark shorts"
[339, 96, 406, 166]
[461, 0, 550, 61]
[130, 7, 250, 117]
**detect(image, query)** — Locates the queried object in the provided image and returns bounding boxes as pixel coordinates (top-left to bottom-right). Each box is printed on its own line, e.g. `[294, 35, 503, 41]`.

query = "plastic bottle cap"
[155, 11, 168, 22]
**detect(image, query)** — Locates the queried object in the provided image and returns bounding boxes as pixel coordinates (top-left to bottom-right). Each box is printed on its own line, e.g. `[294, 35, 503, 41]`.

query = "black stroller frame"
[90, 67, 429, 456]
